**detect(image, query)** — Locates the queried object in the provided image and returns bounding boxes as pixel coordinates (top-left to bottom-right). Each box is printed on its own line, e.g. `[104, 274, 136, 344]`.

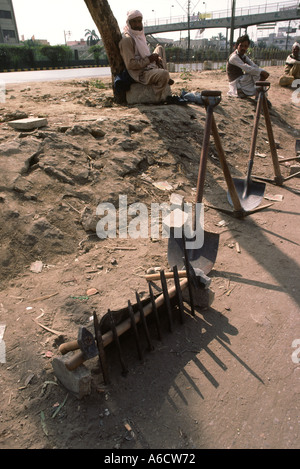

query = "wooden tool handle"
[211, 116, 243, 213]
[201, 90, 221, 97]
[255, 81, 270, 87]
[144, 271, 187, 281]
[101, 278, 188, 349]
[59, 340, 79, 354]
[65, 351, 85, 371]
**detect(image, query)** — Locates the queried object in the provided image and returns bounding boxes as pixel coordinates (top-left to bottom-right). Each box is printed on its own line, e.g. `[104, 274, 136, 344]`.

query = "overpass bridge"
[143, 1, 300, 36]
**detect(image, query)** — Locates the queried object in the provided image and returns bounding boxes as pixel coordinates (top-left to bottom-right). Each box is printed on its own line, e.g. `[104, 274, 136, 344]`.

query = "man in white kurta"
[119, 10, 173, 102]
[227, 34, 269, 98]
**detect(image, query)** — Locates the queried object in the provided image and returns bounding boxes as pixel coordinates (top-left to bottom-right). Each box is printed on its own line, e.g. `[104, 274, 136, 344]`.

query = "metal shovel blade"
[227, 177, 266, 212]
[167, 231, 219, 275]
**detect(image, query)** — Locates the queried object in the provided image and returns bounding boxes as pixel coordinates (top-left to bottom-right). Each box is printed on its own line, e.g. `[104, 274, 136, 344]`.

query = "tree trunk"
[84, 0, 125, 91]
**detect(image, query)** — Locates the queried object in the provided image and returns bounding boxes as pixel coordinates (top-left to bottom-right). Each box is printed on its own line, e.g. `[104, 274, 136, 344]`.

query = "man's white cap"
[127, 10, 143, 21]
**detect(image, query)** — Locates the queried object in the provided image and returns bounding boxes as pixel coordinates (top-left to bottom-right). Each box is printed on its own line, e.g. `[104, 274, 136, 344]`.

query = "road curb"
[0, 64, 108, 73]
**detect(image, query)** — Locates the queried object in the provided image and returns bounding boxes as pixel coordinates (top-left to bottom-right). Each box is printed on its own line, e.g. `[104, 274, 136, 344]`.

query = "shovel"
[228, 82, 267, 211]
[167, 91, 220, 275]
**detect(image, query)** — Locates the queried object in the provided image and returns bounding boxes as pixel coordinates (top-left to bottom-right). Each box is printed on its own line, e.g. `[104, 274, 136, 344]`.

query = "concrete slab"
[8, 117, 48, 130]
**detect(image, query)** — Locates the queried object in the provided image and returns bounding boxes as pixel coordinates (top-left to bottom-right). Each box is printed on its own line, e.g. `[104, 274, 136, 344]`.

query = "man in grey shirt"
[227, 34, 269, 99]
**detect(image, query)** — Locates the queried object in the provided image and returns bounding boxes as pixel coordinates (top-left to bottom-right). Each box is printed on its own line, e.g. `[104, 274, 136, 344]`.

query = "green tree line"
[0, 42, 108, 71]
[0, 41, 290, 71]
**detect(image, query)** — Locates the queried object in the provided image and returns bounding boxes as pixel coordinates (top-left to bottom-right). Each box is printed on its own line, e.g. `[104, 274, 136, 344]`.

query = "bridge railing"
[144, 0, 299, 26]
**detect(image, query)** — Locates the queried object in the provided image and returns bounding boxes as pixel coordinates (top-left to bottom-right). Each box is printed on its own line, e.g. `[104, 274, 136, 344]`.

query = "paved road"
[0, 67, 112, 85]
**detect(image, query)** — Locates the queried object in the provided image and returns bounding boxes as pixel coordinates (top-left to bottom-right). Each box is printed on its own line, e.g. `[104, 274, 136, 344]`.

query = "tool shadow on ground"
[211, 269, 284, 292]
[25, 295, 263, 449]
[211, 205, 300, 308]
[88, 300, 264, 446]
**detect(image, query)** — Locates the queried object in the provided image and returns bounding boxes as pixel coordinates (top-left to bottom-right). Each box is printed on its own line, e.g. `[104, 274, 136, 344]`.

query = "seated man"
[227, 34, 269, 99]
[279, 42, 300, 87]
[119, 9, 173, 102]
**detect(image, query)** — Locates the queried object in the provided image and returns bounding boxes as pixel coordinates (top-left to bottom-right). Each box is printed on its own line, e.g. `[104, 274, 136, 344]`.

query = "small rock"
[146, 267, 161, 274]
[86, 288, 99, 296]
[153, 181, 173, 191]
[30, 260, 43, 273]
[217, 220, 227, 227]
[90, 127, 106, 139]
[146, 267, 156, 274]
[85, 99, 96, 107]
[170, 192, 184, 208]
[0, 110, 28, 122]
[80, 207, 98, 232]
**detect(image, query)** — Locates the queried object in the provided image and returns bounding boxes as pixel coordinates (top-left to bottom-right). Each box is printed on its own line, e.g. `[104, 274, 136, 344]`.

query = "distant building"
[0, 0, 19, 44]
[173, 37, 209, 49]
[257, 31, 300, 50]
[66, 39, 87, 47]
[146, 36, 174, 48]
[33, 39, 50, 45]
[19, 34, 50, 45]
[66, 39, 91, 61]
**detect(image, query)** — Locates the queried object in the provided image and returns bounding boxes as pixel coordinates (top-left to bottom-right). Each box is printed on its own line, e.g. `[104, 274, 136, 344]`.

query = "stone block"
[8, 117, 48, 130]
[182, 287, 215, 309]
[169, 193, 184, 208]
[52, 354, 91, 399]
[126, 84, 171, 104]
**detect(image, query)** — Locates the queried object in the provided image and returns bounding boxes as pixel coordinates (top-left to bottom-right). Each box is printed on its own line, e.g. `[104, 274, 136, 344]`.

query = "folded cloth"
[180, 90, 204, 105]
[166, 95, 188, 105]
[114, 69, 136, 93]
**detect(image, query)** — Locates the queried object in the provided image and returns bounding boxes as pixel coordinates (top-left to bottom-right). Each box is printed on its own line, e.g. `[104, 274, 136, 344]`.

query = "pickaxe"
[59, 326, 98, 371]
[59, 265, 213, 371]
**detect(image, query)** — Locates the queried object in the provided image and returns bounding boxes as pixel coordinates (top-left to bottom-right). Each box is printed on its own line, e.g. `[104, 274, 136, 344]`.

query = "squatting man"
[227, 34, 269, 100]
[279, 42, 300, 87]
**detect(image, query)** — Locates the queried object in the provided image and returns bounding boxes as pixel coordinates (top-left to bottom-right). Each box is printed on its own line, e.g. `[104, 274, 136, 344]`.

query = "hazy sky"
[12, 0, 288, 45]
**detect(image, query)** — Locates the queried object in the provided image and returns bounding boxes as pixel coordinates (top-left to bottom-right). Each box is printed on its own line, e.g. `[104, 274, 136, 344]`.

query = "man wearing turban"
[279, 42, 300, 87]
[119, 10, 173, 101]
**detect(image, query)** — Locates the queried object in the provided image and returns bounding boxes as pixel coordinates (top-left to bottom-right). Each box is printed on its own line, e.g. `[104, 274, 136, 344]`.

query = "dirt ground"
[0, 65, 299, 450]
